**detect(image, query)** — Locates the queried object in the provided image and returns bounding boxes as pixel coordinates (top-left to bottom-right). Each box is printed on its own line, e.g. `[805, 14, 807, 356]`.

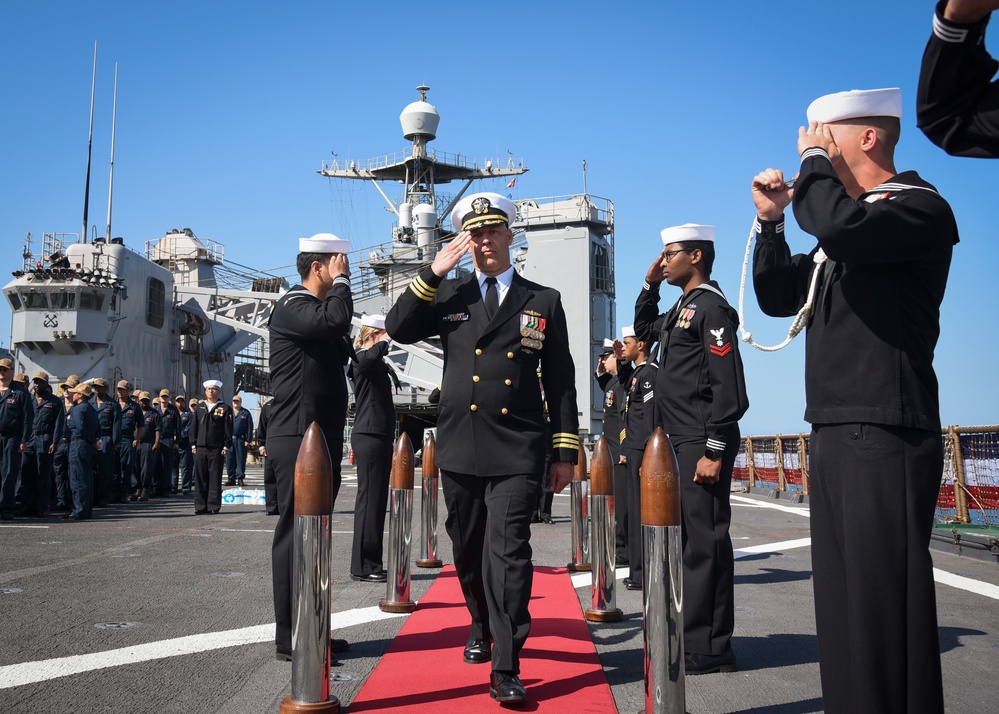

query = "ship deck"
[1, 463, 996, 713]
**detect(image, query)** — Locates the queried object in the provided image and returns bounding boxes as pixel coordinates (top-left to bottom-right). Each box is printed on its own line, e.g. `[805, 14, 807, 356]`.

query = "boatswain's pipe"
[416, 431, 442, 568]
[566, 443, 591, 572]
[380, 433, 417, 613]
[281, 422, 340, 714]
[585, 437, 623, 622]
[641, 427, 684, 714]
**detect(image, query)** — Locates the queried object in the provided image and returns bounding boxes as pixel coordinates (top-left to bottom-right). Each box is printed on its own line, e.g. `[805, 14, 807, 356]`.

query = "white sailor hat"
[203, 379, 223, 390]
[622, 325, 636, 339]
[361, 314, 386, 330]
[299, 232, 350, 254]
[602, 338, 615, 349]
[806, 88, 902, 123]
[451, 192, 516, 233]
[661, 223, 716, 245]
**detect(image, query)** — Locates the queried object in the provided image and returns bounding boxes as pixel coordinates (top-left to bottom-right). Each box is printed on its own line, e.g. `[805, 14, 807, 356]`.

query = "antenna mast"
[82, 42, 97, 244]
[105, 63, 118, 241]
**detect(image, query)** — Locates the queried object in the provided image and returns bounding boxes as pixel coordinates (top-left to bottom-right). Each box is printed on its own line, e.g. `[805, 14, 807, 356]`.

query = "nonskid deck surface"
[1, 464, 996, 714]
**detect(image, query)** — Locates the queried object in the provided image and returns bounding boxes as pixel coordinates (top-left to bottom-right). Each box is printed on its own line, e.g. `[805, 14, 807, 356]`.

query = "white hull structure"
[4, 229, 283, 398]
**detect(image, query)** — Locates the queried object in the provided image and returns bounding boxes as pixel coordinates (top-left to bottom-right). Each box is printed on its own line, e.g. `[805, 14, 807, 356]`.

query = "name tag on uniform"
[443, 312, 470, 322]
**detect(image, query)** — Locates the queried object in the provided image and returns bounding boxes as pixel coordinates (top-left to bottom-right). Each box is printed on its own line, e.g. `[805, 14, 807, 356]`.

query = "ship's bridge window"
[590, 242, 613, 294]
[5, 291, 21, 311]
[146, 277, 166, 329]
[50, 290, 76, 310]
[79, 290, 105, 312]
[19, 290, 50, 310]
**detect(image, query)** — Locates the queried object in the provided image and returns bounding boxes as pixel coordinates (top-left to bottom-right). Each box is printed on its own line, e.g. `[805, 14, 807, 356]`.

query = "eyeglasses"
[662, 249, 693, 262]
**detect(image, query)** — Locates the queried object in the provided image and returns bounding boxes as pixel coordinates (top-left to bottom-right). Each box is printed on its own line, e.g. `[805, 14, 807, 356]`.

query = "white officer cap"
[299, 232, 350, 254]
[451, 192, 517, 232]
[622, 325, 636, 339]
[361, 314, 386, 330]
[661, 223, 716, 245]
[203, 379, 223, 389]
[806, 88, 902, 123]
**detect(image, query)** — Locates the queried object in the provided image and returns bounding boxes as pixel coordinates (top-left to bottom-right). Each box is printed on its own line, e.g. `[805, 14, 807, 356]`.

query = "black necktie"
[484, 276, 498, 319]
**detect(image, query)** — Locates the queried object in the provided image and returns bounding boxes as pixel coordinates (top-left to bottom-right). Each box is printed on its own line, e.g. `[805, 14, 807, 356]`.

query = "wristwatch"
[703, 447, 723, 461]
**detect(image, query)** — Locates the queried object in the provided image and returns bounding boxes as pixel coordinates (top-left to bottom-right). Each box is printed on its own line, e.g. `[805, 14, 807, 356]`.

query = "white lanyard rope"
[737, 218, 826, 352]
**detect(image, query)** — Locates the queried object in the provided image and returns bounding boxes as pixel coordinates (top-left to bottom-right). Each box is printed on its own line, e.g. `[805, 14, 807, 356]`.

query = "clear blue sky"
[2, 1, 996, 434]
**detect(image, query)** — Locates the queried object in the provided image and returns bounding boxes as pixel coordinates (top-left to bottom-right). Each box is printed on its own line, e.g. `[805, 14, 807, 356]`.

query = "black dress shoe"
[685, 646, 737, 675]
[463, 636, 491, 664]
[623, 577, 642, 591]
[330, 637, 349, 653]
[194, 509, 208, 515]
[350, 572, 387, 583]
[489, 672, 527, 704]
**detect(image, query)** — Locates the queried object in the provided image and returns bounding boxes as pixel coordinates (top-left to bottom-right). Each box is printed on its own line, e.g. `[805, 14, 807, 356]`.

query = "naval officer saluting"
[387, 191, 579, 705]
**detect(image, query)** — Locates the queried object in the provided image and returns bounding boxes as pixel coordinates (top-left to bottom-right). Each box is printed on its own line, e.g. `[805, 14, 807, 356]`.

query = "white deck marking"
[933, 568, 999, 600]
[0, 607, 404, 689]
[731, 494, 811, 517]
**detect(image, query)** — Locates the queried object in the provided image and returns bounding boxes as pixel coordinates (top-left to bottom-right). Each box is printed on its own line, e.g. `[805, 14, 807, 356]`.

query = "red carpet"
[347, 566, 618, 712]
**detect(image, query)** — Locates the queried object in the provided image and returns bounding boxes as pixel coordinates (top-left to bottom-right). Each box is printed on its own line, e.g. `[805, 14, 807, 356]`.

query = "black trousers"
[440, 469, 541, 674]
[350, 433, 392, 577]
[624, 447, 645, 582]
[810, 423, 943, 714]
[672, 433, 737, 656]
[263, 455, 278, 514]
[606, 437, 628, 562]
[269, 433, 343, 653]
[194, 446, 224, 512]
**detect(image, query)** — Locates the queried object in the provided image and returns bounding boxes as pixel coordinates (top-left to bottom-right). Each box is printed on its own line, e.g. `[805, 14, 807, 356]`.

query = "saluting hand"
[798, 121, 842, 166]
[944, 0, 999, 23]
[431, 231, 472, 277]
[751, 168, 794, 221]
[645, 250, 667, 285]
[330, 253, 350, 279]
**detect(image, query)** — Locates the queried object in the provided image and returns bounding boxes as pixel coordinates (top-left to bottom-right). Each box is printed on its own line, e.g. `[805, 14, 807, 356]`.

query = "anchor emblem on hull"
[43, 313, 58, 328]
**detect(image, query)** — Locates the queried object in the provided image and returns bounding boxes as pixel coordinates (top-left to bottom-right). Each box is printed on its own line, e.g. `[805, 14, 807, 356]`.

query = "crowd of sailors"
[0, 364, 257, 522]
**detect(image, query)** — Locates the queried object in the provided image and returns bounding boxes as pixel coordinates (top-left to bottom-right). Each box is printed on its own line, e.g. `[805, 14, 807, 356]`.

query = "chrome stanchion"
[416, 430, 442, 568]
[379, 432, 417, 613]
[586, 436, 623, 622]
[280, 422, 340, 714]
[640, 428, 684, 714]
[566, 443, 591, 572]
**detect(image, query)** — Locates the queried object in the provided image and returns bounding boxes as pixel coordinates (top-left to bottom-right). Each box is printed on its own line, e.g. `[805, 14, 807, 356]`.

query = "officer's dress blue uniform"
[387, 265, 579, 676]
[94, 396, 121, 505]
[226, 407, 253, 485]
[0, 384, 34, 517]
[66, 398, 99, 519]
[20, 391, 63, 516]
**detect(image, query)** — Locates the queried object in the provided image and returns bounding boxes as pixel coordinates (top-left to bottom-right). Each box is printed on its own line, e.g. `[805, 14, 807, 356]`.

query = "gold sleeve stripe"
[552, 433, 579, 449]
[619, 429, 627, 443]
[409, 276, 437, 301]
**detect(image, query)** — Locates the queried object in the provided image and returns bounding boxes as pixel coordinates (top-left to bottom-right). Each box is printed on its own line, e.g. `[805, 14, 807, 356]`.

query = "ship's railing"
[321, 149, 526, 174]
[513, 194, 615, 230]
[736, 426, 999, 526]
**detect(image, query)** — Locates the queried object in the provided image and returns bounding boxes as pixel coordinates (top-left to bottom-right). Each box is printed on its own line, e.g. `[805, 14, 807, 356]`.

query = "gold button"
[505, 379, 512, 386]
[475, 349, 482, 356]
[470, 404, 477, 412]
[501, 408, 509, 415]
[473, 375, 480, 382]
[507, 352, 514, 359]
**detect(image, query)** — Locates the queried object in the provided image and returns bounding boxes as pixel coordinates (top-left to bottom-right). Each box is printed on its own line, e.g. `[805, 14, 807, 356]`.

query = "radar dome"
[400, 86, 440, 141]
